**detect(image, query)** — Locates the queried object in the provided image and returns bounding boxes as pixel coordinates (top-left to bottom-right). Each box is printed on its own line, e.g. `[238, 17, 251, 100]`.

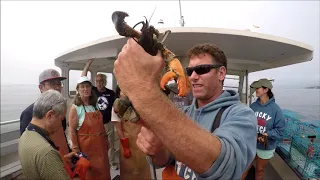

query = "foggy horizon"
[1, 1, 319, 89]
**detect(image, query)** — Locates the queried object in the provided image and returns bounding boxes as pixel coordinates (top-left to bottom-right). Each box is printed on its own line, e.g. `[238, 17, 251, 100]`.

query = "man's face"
[39, 79, 63, 93]
[95, 75, 106, 90]
[187, 53, 225, 101]
[46, 108, 66, 134]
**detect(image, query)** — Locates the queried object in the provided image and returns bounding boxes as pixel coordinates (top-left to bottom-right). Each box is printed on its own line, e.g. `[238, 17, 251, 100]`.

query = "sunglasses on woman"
[186, 64, 223, 76]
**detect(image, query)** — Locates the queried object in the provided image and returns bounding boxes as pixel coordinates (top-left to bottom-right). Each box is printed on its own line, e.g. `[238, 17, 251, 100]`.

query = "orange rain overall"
[50, 126, 70, 156]
[77, 106, 111, 180]
[119, 120, 151, 180]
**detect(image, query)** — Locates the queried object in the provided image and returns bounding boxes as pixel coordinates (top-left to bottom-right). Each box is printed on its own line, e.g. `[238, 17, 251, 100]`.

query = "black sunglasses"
[186, 64, 223, 76]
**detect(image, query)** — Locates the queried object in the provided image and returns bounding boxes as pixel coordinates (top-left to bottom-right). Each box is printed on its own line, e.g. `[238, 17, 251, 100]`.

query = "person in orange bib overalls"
[69, 76, 111, 180]
[112, 86, 151, 180]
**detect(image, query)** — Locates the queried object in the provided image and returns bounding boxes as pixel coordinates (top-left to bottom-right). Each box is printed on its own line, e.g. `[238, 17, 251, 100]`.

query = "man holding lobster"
[113, 38, 257, 180]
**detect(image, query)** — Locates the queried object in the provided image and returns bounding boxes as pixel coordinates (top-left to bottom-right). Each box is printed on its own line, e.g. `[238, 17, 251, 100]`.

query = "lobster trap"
[277, 109, 320, 179]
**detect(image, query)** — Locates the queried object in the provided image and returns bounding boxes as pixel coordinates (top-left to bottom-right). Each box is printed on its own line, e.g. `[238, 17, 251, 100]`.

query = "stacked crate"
[276, 109, 320, 179]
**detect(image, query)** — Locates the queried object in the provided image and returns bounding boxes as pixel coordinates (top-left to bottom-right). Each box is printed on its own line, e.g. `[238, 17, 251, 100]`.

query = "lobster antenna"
[148, 5, 157, 24]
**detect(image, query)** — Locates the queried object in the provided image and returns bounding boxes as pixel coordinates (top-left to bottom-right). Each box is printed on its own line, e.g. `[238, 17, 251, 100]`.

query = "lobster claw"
[160, 58, 191, 97]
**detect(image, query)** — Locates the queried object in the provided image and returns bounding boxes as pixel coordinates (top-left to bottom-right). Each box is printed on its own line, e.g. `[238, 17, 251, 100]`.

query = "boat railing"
[1, 118, 20, 156]
[1, 119, 21, 179]
[1, 119, 20, 125]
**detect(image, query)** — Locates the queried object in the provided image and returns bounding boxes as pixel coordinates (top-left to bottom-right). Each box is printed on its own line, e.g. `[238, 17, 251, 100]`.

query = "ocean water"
[1, 84, 40, 122]
[271, 88, 320, 127]
[1, 84, 319, 125]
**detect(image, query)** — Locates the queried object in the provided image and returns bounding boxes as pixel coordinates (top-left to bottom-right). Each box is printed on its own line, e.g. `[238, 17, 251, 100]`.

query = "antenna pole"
[178, 0, 184, 27]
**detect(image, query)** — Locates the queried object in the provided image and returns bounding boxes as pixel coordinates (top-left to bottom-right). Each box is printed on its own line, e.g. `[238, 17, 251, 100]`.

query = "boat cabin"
[54, 27, 313, 107]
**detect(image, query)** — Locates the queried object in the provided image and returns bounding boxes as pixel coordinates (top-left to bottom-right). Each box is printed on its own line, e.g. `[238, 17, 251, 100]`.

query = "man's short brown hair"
[186, 43, 227, 70]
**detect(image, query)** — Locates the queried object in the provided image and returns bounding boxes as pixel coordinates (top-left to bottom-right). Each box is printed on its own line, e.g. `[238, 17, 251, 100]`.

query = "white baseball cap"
[77, 76, 92, 85]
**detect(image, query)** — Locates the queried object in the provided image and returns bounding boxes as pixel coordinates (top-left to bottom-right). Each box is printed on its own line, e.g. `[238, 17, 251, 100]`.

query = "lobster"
[111, 11, 192, 180]
[111, 11, 191, 97]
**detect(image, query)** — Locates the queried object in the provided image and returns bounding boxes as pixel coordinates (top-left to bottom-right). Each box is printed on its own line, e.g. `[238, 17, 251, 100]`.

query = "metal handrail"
[0, 119, 20, 125]
[224, 85, 239, 89]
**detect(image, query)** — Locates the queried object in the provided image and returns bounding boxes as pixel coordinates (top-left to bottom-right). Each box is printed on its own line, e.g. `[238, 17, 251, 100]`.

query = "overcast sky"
[1, 1, 319, 88]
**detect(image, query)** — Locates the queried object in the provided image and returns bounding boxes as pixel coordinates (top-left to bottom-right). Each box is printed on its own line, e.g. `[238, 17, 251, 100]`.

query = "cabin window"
[68, 70, 92, 97]
[96, 72, 114, 90]
[223, 75, 240, 92]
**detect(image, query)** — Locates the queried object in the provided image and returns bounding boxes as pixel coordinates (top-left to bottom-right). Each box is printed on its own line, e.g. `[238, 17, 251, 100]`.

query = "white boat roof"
[54, 27, 313, 74]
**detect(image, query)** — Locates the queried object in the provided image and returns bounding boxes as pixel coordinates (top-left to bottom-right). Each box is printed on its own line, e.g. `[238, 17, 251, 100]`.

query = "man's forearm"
[130, 87, 221, 174]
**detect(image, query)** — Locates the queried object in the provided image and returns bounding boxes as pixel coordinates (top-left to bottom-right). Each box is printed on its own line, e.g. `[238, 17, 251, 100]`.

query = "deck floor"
[260, 163, 282, 180]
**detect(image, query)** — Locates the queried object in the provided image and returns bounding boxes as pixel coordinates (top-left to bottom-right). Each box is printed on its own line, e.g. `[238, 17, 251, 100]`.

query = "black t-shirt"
[20, 103, 67, 135]
[92, 86, 116, 124]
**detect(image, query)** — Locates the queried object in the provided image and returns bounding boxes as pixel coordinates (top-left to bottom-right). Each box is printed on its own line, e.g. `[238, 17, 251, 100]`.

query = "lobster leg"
[133, 16, 149, 31]
[133, 21, 146, 30]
